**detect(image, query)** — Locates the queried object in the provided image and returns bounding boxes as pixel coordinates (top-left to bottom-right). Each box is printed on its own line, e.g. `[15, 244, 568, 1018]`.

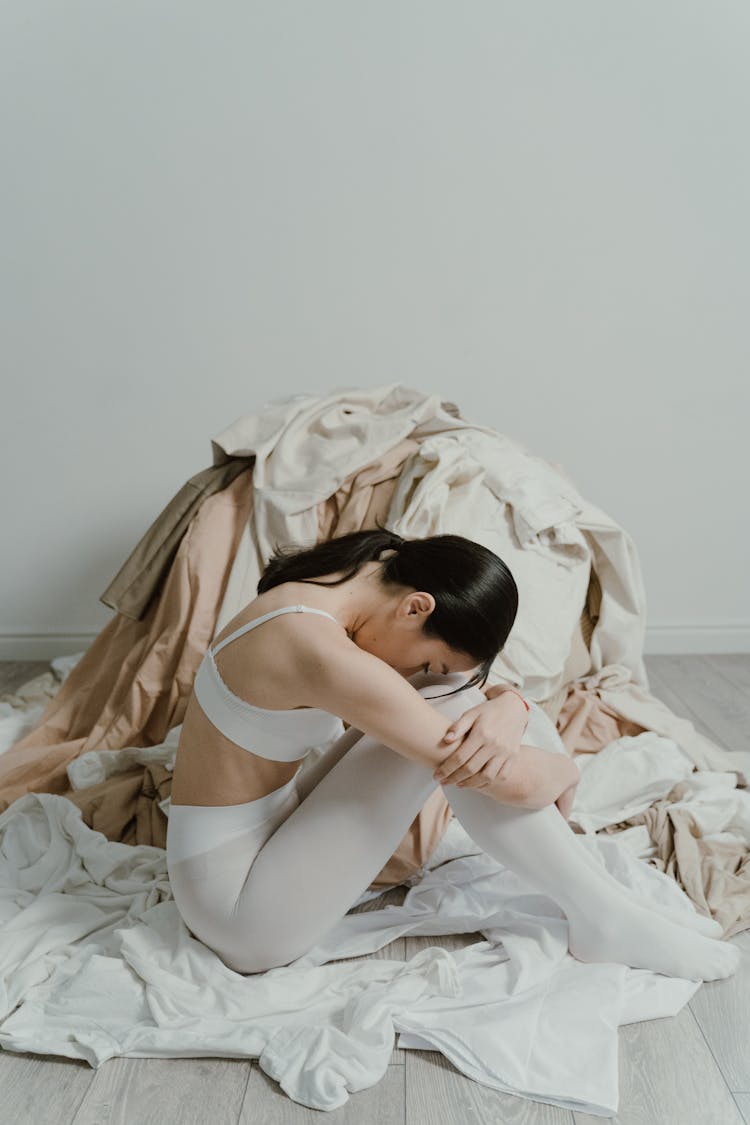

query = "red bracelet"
[499, 686, 530, 712]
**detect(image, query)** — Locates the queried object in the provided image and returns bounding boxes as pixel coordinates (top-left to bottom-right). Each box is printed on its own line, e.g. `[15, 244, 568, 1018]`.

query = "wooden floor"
[2, 654, 749, 1125]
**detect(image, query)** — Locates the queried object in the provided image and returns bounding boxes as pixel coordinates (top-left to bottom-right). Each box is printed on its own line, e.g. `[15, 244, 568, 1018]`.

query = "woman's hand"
[432, 687, 530, 791]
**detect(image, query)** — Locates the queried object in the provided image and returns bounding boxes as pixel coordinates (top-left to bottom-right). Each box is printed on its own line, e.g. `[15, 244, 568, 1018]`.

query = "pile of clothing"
[1, 382, 747, 1115]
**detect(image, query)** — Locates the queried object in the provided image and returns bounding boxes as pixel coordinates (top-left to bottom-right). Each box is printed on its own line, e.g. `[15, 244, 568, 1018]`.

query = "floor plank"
[406, 1045, 575, 1124]
[572, 1002, 745, 1125]
[0, 660, 50, 696]
[688, 930, 750, 1091]
[1, 1051, 95, 1125]
[703, 654, 750, 698]
[646, 654, 750, 754]
[70, 1056, 250, 1125]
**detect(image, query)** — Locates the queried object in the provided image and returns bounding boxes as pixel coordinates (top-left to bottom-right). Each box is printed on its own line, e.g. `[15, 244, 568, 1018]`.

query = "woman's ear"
[405, 591, 435, 619]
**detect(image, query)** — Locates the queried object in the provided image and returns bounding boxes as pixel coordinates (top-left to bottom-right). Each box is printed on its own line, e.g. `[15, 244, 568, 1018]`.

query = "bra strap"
[211, 604, 339, 655]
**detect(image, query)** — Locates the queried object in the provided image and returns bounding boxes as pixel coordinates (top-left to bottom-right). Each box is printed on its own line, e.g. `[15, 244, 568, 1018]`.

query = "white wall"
[2, 1, 748, 659]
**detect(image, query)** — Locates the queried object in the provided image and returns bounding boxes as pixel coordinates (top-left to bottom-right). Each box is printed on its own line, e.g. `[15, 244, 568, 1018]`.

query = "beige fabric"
[66, 760, 173, 849]
[100, 458, 253, 621]
[316, 436, 421, 542]
[0, 468, 254, 813]
[536, 609, 595, 728]
[557, 682, 649, 755]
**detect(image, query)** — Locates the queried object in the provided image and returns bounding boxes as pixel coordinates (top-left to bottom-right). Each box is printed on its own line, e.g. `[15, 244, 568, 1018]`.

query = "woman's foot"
[566, 895, 740, 981]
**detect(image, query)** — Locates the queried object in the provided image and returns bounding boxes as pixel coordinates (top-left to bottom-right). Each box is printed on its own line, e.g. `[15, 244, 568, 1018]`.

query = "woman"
[167, 529, 738, 981]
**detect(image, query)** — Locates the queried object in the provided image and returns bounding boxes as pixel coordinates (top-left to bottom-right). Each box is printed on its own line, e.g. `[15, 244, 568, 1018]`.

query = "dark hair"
[257, 523, 519, 698]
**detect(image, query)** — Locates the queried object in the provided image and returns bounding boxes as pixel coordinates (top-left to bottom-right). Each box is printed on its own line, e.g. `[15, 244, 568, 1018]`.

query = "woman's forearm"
[484, 745, 579, 809]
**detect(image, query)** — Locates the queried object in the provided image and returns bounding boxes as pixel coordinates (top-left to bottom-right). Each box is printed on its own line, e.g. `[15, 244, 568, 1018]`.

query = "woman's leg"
[299, 690, 723, 940]
[215, 675, 739, 980]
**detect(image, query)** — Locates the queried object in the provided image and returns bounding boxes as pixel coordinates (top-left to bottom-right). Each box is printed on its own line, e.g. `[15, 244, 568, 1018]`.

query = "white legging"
[166, 672, 730, 980]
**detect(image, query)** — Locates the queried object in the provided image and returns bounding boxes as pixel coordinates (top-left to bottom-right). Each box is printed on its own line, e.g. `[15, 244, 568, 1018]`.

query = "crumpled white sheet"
[572, 732, 750, 838]
[0, 789, 707, 1117]
[1, 696, 738, 1118]
[573, 732, 698, 834]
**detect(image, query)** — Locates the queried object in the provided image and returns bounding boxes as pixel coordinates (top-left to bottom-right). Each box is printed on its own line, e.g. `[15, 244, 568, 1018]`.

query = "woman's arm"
[295, 631, 532, 805]
[478, 684, 581, 810]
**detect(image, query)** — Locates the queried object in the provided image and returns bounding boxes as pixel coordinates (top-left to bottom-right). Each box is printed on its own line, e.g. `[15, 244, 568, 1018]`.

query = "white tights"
[167, 673, 739, 981]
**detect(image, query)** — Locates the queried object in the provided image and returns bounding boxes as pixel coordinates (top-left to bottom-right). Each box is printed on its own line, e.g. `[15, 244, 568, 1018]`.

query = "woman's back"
[170, 579, 349, 807]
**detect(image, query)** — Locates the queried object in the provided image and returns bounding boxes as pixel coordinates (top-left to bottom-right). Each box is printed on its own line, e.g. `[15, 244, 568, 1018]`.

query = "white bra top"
[192, 604, 345, 761]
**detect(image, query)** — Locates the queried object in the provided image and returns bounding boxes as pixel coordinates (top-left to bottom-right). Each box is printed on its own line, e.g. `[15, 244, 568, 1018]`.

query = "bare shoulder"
[214, 585, 345, 649]
[209, 591, 346, 709]
[284, 607, 352, 681]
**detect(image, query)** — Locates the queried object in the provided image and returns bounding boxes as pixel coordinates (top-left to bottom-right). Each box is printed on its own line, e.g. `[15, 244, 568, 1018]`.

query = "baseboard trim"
[643, 623, 750, 655]
[1, 624, 749, 662]
[0, 633, 99, 661]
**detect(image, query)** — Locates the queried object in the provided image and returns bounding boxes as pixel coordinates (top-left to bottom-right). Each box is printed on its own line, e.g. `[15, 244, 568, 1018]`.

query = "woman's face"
[352, 587, 481, 680]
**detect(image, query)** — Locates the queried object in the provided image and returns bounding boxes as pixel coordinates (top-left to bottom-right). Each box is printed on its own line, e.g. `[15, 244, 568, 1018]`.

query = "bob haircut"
[257, 522, 519, 700]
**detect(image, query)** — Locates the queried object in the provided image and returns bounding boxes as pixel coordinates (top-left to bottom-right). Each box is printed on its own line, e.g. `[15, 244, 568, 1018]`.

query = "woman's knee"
[208, 909, 301, 974]
[221, 926, 318, 975]
[220, 943, 284, 976]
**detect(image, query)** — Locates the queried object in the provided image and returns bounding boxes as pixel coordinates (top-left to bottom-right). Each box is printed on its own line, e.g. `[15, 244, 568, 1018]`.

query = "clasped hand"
[432, 684, 528, 792]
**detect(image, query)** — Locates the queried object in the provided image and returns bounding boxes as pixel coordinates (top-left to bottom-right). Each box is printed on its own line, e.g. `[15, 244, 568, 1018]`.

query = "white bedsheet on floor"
[3, 700, 741, 1117]
[0, 789, 707, 1117]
